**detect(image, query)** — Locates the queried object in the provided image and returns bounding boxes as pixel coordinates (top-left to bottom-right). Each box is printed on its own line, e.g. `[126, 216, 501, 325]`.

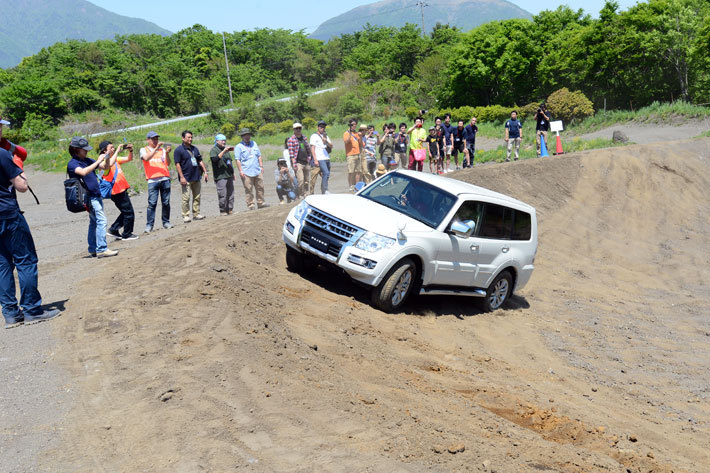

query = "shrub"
[17, 113, 56, 141]
[404, 106, 420, 121]
[337, 92, 366, 120]
[258, 123, 279, 136]
[518, 102, 541, 120]
[473, 105, 510, 123]
[301, 117, 316, 130]
[220, 123, 235, 139]
[67, 87, 105, 113]
[237, 121, 258, 134]
[278, 119, 293, 133]
[546, 88, 594, 124]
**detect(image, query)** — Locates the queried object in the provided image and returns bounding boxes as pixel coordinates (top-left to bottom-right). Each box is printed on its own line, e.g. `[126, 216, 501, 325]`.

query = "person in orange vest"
[98, 141, 138, 241]
[139, 131, 173, 233]
[0, 115, 28, 170]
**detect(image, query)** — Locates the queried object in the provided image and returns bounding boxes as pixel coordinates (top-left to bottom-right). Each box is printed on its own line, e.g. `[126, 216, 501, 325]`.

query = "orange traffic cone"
[554, 134, 564, 155]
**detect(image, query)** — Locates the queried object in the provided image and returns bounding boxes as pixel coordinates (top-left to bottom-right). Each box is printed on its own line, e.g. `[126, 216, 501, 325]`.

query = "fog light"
[286, 221, 295, 234]
[347, 254, 377, 269]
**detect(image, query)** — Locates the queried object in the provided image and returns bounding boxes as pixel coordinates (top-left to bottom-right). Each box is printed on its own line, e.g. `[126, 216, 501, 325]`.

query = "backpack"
[64, 176, 88, 213]
[99, 165, 118, 198]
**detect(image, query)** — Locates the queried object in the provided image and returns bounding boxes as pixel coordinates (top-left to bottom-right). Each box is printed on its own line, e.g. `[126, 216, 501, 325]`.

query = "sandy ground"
[2, 134, 709, 472]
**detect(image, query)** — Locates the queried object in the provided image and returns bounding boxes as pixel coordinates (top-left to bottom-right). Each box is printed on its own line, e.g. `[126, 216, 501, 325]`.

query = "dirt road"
[2, 136, 709, 472]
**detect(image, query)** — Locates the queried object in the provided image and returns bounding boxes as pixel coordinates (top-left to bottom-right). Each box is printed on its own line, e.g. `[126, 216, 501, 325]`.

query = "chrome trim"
[300, 241, 338, 263]
[419, 287, 486, 297]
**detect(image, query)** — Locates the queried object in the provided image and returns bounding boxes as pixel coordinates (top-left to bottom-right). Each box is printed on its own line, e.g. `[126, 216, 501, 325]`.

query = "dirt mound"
[48, 138, 710, 472]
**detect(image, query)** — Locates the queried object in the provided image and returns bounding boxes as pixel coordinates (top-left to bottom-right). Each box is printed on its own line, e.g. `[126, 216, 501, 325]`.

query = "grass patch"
[475, 136, 627, 164]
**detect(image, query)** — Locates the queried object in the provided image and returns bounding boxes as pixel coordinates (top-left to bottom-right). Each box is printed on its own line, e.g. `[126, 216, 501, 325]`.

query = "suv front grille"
[301, 208, 361, 259]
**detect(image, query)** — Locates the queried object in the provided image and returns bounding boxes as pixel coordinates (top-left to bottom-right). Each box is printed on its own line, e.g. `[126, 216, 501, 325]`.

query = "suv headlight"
[355, 232, 395, 253]
[293, 200, 309, 221]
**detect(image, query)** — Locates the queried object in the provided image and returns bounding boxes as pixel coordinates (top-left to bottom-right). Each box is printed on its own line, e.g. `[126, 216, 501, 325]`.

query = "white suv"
[282, 170, 537, 312]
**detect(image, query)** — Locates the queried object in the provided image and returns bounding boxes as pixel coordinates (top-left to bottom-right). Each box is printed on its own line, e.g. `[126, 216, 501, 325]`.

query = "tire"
[371, 258, 417, 312]
[481, 270, 512, 312]
[286, 246, 316, 274]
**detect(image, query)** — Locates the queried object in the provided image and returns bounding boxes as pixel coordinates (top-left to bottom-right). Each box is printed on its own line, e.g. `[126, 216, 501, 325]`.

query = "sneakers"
[279, 200, 285, 205]
[122, 234, 139, 241]
[248, 205, 255, 211]
[324, 190, 331, 195]
[97, 249, 119, 258]
[108, 229, 122, 240]
[163, 222, 174, 230]
[183, 216, 192, 223]
[220, 211, 228, 216]
[24, 309, 61, 325]
[144, 226, 153, 234]
[4, 316, 24, 329]
[257, 204, 269, 209]
[194, 214, 206, 220]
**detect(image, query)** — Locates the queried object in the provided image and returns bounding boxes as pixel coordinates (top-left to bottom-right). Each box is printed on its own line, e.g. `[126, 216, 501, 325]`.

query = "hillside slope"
[310, 0, 532, 40]
[0, 0, 171, 68]
[50, 139, 709, 472]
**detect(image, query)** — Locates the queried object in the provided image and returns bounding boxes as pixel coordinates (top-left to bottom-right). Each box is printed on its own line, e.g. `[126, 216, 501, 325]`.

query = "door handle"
[470, 244, 479, 252]
[501, 246, 510, 253]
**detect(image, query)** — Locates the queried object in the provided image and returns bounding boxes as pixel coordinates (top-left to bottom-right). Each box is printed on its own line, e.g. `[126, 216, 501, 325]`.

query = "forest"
[0, 0, 707, 138]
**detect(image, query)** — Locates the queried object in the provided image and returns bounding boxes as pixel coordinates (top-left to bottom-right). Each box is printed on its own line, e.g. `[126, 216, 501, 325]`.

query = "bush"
[473, 105, 510, 123]
[258, 123, 279, 136]
[278, 119, 293, 133]
[518, 102, 541, 120]
[220, 123, 235, 139]
[17, 113, 56, 141]
[237, 121, 258, 134]
[67, 87, 105, 113]
[546, 88, 594, 124]
[336, 92, 366, 120]
[301, 117, 316, 130]
[404, 106, 420, 121]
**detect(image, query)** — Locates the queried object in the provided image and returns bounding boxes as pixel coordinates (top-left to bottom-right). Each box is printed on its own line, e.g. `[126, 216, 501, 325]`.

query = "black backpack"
[64, 175, 88, 213]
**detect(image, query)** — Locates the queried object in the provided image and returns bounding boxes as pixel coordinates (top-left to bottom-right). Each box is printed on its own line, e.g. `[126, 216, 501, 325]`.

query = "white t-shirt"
[309, 133, 331, 161]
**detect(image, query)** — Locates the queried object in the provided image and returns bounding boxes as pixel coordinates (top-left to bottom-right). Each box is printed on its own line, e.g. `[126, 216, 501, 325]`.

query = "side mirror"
[450, 219, 475, 238]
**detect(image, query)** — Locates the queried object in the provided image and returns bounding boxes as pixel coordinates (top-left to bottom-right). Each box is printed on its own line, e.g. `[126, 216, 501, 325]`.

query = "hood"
[306, 194, 432, 237]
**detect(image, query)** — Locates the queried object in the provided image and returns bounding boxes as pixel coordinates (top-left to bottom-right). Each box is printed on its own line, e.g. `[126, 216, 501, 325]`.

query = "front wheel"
[480, 270, 512, 312]
[371, 258, 417, 312]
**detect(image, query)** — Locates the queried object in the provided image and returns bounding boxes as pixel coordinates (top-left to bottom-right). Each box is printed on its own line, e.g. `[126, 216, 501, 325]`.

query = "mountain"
[310, 0, 532, 40]
[0, 0, 171, 68]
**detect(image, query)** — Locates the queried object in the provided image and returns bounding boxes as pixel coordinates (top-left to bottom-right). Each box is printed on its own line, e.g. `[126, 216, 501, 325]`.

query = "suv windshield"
[359, 172, 457, 228]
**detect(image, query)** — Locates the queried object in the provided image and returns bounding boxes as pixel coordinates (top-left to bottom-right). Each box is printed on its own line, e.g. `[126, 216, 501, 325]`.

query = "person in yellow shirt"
[406, 117, 427, 172]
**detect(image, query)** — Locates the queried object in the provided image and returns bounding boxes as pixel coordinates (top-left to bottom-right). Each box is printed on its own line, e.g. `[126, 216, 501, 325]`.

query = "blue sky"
[90, 0, 641, 34]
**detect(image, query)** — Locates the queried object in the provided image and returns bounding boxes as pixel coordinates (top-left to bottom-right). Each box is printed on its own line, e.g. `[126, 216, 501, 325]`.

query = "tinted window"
[478, 204, 513, 239]
[512, 210, 531, 240]
[451, 201, 483, 231]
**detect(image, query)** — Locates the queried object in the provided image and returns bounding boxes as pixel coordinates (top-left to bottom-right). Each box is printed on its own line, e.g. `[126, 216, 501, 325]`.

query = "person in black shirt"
[535, 104, 551, 157]
[426, 127, 440, 174]
[441, 113, 455, 173]
[463, 117, 478, 168]
[451, 120, 466, 170]
[174, 130, 208, 223]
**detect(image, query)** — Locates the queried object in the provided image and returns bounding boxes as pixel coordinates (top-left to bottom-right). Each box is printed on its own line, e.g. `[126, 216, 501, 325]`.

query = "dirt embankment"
[48, 138, 709, 472]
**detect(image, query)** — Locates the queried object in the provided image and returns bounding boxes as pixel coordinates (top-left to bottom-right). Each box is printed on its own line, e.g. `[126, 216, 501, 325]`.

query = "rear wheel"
[371, 258, 417, 312]
[481, 270, 512, 312]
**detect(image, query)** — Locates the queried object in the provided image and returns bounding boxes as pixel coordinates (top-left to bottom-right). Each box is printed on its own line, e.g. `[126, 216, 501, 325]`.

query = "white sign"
[550, 120, 564, 133]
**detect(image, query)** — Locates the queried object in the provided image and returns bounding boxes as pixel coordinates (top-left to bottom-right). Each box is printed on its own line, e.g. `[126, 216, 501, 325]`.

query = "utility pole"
[222, 32, 234, 106]
[415, 1, 429, 38]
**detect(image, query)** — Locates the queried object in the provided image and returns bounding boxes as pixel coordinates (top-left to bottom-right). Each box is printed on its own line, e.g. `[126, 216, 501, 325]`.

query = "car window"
[512, 210, 532, 240]
[450, 200, 483, 231]
[359, 172, 457, 228]
[478, 203, 513, 239]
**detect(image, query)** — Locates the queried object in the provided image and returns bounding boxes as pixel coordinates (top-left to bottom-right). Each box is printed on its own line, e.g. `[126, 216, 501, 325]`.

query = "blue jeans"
[88, 196, 108, 254]
[318, 160, 331, 193]
[276, 185, 297, 202]
[147, 179, 171, 228]
[0, 214, 42, 322]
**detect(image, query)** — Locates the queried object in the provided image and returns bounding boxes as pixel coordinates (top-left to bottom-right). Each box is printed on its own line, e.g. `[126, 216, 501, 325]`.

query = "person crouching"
[275, 158, 297, 204]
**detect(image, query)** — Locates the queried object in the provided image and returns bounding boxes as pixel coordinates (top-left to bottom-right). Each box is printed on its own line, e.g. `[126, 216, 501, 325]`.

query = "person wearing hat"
[0, 119, 60, 327]
[274, 157, 297, 204]
[360, 124, 376, 183]
[0, 115, 28, 170]
[234, 128, 267, 210]
[309, 120, 332, 194]
[98, 141, 139, 241]
[287, 122, 312, 197]
[210, 134, 235, 216]
[139, 131, 173, 233]
[374, 163, 387, 178]
[174, 130, 208, 223]
[66, 137, 119, 258]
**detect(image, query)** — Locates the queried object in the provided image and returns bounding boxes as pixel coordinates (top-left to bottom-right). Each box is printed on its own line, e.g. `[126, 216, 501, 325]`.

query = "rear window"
[477, 204, 532, 240]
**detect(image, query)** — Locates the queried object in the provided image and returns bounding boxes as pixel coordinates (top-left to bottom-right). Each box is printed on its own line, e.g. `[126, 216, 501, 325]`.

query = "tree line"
[0, 0, 707, 133]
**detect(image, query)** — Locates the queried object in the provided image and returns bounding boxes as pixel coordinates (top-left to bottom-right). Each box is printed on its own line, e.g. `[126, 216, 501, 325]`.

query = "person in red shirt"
[0, 115, 28, 170]
[99, 141, 139, 241]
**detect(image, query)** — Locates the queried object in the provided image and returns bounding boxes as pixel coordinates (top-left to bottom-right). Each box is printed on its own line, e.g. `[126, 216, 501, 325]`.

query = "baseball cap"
[0, 115, 9, 126]
[292, 122, 303, 129]
[146, 131, 159, 139]
[317, 120, 327, 127]
[69, 137, 93, 151]
[98, 140, 111, 153]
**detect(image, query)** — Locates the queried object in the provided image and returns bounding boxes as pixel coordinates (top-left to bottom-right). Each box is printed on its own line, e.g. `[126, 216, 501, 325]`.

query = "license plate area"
[307, 231, 330, 253]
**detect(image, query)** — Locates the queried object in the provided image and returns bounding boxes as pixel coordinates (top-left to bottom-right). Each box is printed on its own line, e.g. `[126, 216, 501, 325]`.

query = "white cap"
[293, 122, 303, 129]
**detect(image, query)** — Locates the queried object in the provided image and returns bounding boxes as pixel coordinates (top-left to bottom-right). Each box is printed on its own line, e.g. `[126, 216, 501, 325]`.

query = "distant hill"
[0, 0, 171, 68]
[310, 0, 532, 40]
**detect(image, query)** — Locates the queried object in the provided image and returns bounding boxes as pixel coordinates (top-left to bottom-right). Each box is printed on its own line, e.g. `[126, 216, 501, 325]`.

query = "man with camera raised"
[210, 133, 236, 216]
[535, 104, 551, 157]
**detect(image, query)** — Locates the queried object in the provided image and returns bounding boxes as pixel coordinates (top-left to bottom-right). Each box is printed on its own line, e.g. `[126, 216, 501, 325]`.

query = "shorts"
[452, 143, 465, 157]
[347, 154, 361, 173]
[445, 144, 453, 155]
